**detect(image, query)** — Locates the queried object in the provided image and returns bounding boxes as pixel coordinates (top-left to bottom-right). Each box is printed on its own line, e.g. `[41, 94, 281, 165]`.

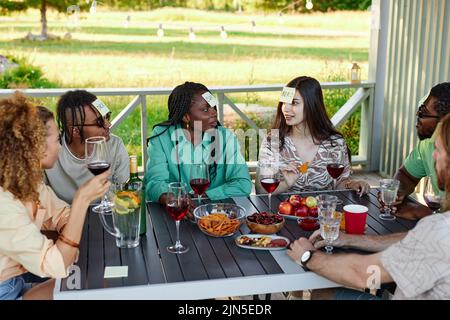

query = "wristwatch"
[299, 250, 314, 270]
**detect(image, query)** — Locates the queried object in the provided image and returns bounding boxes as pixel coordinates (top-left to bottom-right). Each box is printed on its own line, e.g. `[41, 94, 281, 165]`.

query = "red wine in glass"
[326, 163, 345, 179]
[190, 178, 210, 196]
[424, 195, 441, 212]
[261, 178, 281, 193]
[87, 161, 111, 176]
[167, 201, 189, 221]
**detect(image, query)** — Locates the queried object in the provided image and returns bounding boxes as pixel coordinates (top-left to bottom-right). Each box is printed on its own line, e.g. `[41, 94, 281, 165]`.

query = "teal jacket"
[145, 125, 252, 202]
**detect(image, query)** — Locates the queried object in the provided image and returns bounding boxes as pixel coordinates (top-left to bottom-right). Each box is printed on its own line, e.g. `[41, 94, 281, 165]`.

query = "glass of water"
[379, 179, 400, 221]
[319, 211, 342, 254]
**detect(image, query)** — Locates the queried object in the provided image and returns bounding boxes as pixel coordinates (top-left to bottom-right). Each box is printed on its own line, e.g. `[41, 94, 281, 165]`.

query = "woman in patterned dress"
[256, 76, 370, 195]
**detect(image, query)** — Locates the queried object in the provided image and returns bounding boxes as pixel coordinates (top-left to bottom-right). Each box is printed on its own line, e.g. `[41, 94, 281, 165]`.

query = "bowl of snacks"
[193, 203, 246, 237]
[246, 212, 285, 234]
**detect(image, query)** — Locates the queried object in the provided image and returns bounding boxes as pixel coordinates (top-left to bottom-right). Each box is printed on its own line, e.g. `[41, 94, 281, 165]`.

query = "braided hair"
[149, 82, 220, 181]
[57, 90, 97, 144]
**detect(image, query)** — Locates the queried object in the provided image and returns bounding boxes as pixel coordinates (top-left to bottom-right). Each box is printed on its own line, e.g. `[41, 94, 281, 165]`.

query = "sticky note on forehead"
[92, 98, 110, 117]
[279, 87, 296, 104]
[202, 92, 218, 107]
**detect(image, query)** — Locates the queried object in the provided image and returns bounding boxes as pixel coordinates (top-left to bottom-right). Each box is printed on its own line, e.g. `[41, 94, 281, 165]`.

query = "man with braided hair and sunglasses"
[145, 82, 252, 216]
[45, 90, 129, 204]
[377, 82, 450, 220]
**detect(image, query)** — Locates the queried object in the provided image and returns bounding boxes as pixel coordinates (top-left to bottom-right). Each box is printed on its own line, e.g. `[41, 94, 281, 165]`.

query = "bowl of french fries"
[193, 203, 246, 237]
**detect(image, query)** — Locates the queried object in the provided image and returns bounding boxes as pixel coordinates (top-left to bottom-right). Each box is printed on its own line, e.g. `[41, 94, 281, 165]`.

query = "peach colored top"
[0, 184, 70, 282]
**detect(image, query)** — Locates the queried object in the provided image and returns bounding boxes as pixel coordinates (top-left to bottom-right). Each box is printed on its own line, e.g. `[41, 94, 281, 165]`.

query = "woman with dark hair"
[0, 94, 110, 299]
[145, 82, 252, 207]
[256, 76, 369, 194]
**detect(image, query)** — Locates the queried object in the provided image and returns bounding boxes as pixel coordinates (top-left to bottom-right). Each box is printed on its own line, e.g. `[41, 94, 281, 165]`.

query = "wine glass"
[190, 163, 210, 206]
[379, 179, 400, 221]
[319, 211, 342, 254]
[423, 176, 441, 214]
[326, 147, 345, 190]
[259, 163, 282, 213]
[85, 136, 112, 214]
[166, 182, 189, 254]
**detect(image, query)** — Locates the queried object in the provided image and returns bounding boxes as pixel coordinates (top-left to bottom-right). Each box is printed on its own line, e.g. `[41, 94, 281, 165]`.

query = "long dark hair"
[148, 82, 220, 181]
[272, 76, 343, 149]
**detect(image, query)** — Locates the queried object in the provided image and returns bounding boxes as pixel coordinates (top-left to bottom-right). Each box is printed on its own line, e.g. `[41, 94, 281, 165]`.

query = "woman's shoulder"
[0, 187, 27, 215]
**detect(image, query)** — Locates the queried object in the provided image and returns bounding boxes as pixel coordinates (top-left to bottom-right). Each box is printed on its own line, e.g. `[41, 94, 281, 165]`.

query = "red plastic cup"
[344, 205, 368, 234]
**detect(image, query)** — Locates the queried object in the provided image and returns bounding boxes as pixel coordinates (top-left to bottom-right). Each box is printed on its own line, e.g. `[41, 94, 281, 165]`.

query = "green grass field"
[0, 8, 370, 164]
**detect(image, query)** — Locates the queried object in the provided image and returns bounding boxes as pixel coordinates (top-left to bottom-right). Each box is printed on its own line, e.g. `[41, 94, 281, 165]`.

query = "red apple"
[300, 197, 307, 206]
[289, 195, 301, 207]
[309, 206, 318, 217]
[278, 201, 293, 215]
[294, 205, 309, 218]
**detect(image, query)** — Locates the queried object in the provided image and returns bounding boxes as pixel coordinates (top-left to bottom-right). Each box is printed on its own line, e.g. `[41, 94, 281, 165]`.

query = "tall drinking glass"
[326, 147, 345, 190]
[85, 136, 112, 214]
[319, 211, 342, 254]
[379, 179, 400, 221]
[316, 194, 339, 218]
[190, 163, 210, 205]
[166, 182, 189, 254]
[423, 176, 441, 214]
[259, 163, 282, 213]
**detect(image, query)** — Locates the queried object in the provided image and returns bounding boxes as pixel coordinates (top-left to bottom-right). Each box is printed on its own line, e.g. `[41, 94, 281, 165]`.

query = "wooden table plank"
[160, 205, 210, 281]
[87, 211, 105, 289]
[141, 204, 166, 285]
[102, 215, 124, 288]
[147, 203, 184, 283]
[119, 245, 149, 287]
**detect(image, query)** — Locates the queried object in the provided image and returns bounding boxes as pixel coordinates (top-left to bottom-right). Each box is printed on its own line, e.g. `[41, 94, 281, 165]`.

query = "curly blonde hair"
[0, 92, 45, 203]
[440, 113, 450, 211]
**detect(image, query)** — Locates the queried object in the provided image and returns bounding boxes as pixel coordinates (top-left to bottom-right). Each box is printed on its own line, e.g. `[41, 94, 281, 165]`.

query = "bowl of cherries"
[246, 212, 285, 234]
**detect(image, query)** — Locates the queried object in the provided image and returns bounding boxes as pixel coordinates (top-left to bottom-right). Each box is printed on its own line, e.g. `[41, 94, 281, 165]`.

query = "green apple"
[305, 196, 317, 208]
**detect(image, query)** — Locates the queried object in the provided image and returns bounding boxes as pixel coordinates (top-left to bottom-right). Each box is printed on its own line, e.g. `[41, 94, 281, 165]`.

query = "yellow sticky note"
[104, 266, 128, 278]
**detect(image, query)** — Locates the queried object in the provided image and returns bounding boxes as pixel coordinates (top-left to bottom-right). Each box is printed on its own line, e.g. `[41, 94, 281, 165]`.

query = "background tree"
[0, 0, 87, 39]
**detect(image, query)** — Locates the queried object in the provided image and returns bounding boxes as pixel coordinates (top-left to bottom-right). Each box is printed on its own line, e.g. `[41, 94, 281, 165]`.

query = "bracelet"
[58, 233, 80, 248]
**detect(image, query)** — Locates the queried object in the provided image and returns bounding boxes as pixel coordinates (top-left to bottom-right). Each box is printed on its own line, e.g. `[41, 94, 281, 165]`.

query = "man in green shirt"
[145, 82, 252, 208]
[391, 82, 450, 219]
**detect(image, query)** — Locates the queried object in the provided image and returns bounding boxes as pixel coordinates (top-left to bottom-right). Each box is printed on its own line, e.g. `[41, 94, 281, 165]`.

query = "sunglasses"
[417, 105, 440, 119]
[80, 112, 112, 128]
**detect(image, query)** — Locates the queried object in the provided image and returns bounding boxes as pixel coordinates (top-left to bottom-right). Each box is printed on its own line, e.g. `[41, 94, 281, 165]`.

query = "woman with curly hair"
[0, 93, 110, 300]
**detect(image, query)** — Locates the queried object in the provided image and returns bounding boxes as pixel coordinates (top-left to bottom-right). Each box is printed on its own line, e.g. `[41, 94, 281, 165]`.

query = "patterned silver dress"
[258, 134, 351, 192]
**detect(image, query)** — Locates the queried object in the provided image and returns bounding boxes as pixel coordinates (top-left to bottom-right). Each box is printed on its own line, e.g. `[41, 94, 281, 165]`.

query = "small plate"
[235, 234, 290, 250]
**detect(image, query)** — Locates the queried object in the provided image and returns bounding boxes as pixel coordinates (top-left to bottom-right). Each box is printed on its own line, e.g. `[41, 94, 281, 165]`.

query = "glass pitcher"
[99, 185, 141, 248]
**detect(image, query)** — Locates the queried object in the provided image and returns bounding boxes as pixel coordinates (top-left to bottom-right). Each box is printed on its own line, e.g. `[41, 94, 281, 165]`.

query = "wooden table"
[54, 189, 418, 299]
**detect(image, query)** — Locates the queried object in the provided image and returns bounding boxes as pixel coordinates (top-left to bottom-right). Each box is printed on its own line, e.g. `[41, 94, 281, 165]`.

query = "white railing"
[0, 81, 376, 170]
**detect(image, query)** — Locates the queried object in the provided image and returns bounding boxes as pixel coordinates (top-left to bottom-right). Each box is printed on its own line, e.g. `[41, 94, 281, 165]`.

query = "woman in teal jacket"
[145, 82, 252, 207]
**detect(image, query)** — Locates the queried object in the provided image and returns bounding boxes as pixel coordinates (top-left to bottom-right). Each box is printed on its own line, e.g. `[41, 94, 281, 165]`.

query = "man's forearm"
[394, 166, 420, 200]
[343, 232, 406, 252]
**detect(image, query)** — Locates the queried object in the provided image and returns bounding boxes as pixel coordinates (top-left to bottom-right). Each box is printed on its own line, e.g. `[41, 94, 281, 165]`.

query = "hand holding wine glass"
[85, 136, 112, 213]
[166, 182, 189, 254]
[379, 179, 400, 221]
[190, 163, 210, 206]
[423, 176, 441, 214]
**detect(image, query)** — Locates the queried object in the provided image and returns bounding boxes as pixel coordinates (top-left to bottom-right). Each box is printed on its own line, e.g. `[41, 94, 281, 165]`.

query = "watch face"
[301, 250, 311, 263]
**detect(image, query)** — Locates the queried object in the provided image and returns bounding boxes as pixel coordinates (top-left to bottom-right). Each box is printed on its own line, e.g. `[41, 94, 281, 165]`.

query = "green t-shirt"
[403, 136, 440, 194]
